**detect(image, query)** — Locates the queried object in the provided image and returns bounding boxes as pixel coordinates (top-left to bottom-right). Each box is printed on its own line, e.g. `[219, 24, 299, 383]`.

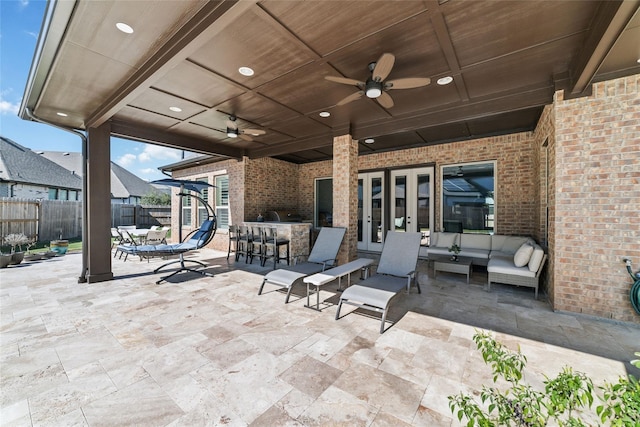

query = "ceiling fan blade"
[325, 76, 364, 86]
[372, 53, 395, 82]
[336, 91, 364, 106]
[243, 128, 265, 136]
[385, 77, 431, 89]
[226, 119, 238, 129]
[239, 134, 253, 142]
[377, 91, 394, 109]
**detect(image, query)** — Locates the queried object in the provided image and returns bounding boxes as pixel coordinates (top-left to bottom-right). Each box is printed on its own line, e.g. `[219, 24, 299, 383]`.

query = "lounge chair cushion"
[339, 277, 406, 309]
[528, 245, 545, 272]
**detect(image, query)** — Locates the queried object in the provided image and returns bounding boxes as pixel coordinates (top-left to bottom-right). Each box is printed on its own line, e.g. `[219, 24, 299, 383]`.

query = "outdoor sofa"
[427, 232, 547, 298]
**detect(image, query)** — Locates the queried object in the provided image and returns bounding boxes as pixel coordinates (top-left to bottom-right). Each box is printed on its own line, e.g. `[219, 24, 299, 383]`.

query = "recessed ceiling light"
[169, 106, 182, 112]
[637, 58, 640, 64]
[238, 66, 254, 76]
[437, 76, 453, 85]
[56, 112, 68, 117]
[364, 138, 375, 144]
[116, 22, 134, 34]
[319, 111, 330, 117]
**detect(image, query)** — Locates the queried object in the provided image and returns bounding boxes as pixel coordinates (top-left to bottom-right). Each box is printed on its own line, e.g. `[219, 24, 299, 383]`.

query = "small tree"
[449, 331, 640, 426]
[141, 191, 171, 206]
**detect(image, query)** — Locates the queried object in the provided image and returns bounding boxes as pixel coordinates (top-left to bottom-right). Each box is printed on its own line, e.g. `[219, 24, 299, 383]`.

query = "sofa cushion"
[491, 235, 531, 254]
[460, 233, 491, 251]
[487, 255, 536, 278]
[432, 232, 458, 248]
[458, 248, 490, 262]
[427, 247, 451, 257]
[513, 243, 534, 267]
[528, 245, 545, 272]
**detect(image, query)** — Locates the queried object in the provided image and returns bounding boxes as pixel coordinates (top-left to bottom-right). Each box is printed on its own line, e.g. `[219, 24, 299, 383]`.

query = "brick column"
[332, 134, 358, 264]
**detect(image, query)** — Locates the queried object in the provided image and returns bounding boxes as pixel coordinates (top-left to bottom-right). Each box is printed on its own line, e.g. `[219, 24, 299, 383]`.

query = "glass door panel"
[357, 172, 384, 252]
[391, 167, 434, 257]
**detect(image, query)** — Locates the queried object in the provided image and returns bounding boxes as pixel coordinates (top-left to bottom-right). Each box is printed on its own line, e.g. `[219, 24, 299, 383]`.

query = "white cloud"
[0, 99, 20, 115]
[116, 153, 137, 167]
[140, 168, 158, 175]
[138, 145, 183, 163]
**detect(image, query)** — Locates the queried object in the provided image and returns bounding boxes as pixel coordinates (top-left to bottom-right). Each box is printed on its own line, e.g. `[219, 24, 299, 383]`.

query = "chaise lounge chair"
[116, 218, 216, 284]
[335, 231, 422, 333]
[258, 227, 346, 303]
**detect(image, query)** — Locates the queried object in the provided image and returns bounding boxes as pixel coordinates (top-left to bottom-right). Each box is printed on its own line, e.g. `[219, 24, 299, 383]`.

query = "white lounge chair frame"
[258, 227, 346, 303]
[335, 231, 422, 333]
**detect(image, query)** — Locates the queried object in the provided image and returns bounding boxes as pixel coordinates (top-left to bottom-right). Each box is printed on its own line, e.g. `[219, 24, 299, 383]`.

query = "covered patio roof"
[19, 0, 640, 163]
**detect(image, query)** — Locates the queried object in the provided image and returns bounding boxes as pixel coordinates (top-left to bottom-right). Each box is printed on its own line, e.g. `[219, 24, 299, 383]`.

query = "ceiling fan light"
[366, 87, 382, 98]
[226, 128, 238, 138]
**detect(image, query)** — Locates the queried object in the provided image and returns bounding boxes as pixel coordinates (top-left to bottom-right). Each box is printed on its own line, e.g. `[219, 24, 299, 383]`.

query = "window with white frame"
[441, 162, 495, 234]
[215, 175, 229, 229]
[197, 176, 209, 226]
[182, 190, 192, 226]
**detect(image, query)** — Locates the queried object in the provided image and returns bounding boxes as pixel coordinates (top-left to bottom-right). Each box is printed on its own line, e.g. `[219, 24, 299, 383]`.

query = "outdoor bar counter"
[241, 221, 313, 264]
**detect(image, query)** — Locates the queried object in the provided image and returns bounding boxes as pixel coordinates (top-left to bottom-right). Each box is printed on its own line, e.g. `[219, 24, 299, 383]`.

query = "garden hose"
[624, 259, 640, 315]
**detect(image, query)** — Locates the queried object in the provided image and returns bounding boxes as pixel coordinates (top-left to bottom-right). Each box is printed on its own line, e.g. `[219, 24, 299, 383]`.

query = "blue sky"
[0, 0, 186, 182]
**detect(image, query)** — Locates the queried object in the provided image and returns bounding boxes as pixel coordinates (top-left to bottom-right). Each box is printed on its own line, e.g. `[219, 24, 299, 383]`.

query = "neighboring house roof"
[0, 136, 82, 190]
[40, 150, 157, 199]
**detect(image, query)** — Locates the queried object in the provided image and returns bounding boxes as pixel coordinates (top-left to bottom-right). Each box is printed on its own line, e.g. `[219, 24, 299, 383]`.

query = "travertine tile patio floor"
[1, 249, 638, 426]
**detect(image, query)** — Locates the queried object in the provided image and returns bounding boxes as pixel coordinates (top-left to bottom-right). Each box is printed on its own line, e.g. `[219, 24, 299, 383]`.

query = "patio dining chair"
[335, 231, 422, 333]
[258, 227, 346, 303]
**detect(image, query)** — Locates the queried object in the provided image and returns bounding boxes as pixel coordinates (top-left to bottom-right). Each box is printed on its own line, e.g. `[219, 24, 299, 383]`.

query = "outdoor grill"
[265, 210, 302, 222]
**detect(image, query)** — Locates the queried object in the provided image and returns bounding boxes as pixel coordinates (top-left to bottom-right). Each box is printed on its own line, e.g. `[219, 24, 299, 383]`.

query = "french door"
[390, 167, 434, 257]
[357, 172, 384, 252]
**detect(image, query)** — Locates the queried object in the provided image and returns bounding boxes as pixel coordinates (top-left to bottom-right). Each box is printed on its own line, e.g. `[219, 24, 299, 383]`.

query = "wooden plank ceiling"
[23, 0, 640, 164]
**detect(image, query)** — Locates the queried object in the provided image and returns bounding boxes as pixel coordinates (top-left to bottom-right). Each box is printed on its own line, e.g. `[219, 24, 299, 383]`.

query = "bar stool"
[261, 227, 290, 269]
[235, 225, 252, 262]
[227, 224, 238, 260]
[247, 225, 264, 264]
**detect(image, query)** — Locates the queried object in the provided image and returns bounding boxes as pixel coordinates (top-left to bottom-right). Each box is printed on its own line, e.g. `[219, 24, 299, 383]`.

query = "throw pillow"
[528, 246, 545, 272]
[513, 243, 534, 267]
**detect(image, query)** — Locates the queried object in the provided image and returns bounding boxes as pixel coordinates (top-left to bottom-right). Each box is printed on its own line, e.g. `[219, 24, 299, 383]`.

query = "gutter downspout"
[25, 108, 89, 283]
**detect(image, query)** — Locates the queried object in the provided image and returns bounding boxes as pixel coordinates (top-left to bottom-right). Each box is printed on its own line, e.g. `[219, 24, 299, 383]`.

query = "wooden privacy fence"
[1, 198, 171, 243]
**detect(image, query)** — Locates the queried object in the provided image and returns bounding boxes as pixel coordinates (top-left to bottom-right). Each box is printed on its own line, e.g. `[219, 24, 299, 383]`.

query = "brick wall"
[298, 132, 538, 237]
[553, 75, 640, 322]
[533, 104, 556, 305]
[244, 157, 299, 222]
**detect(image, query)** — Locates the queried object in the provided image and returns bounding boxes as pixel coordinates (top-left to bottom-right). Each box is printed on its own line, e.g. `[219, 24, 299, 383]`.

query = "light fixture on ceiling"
[169, 106, 182, 112]
[238, 66, 254, 76]
[456, 166, 464, 177]
[116, 22, 134, 34]
[637, 58, 640, 64]
[319, 111, 330, 117]
[365, 80, 383, 98]
[364, 138, 375, 144]
[437, 76, 453, 85]
[226, 129, 238, 138]
[56, 112, 68, 117]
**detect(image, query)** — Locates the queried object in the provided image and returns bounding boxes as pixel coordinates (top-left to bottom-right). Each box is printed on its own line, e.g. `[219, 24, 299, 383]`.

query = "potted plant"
[448, 243, 461, 261]
[4, 233, 30, 265]
[23, 239, 45, 262]
[50, 238, 69, 255]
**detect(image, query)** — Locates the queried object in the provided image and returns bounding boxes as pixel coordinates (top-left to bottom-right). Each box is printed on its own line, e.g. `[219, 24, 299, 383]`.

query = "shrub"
[449, 331, 640, 426]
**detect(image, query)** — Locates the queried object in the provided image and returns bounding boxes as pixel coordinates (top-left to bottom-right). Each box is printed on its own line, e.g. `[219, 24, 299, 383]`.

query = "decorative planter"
[50, 240, 69, 255]
[10, 252, 24, 265]
[0, 254, 12, 268]
[24, 253, 46, 262]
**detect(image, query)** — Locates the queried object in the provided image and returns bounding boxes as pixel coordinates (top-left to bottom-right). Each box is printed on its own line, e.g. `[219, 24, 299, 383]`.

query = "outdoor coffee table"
[432, 255, 473, 284]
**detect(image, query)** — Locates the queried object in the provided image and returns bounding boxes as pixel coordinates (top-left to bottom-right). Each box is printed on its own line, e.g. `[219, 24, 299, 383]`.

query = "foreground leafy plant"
[449, 331, 640, 426]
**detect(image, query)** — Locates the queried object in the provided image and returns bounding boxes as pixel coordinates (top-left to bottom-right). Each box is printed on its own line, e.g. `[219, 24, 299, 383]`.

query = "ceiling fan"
[223, 115, 265, 141]
[325, 53, 431, 109]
